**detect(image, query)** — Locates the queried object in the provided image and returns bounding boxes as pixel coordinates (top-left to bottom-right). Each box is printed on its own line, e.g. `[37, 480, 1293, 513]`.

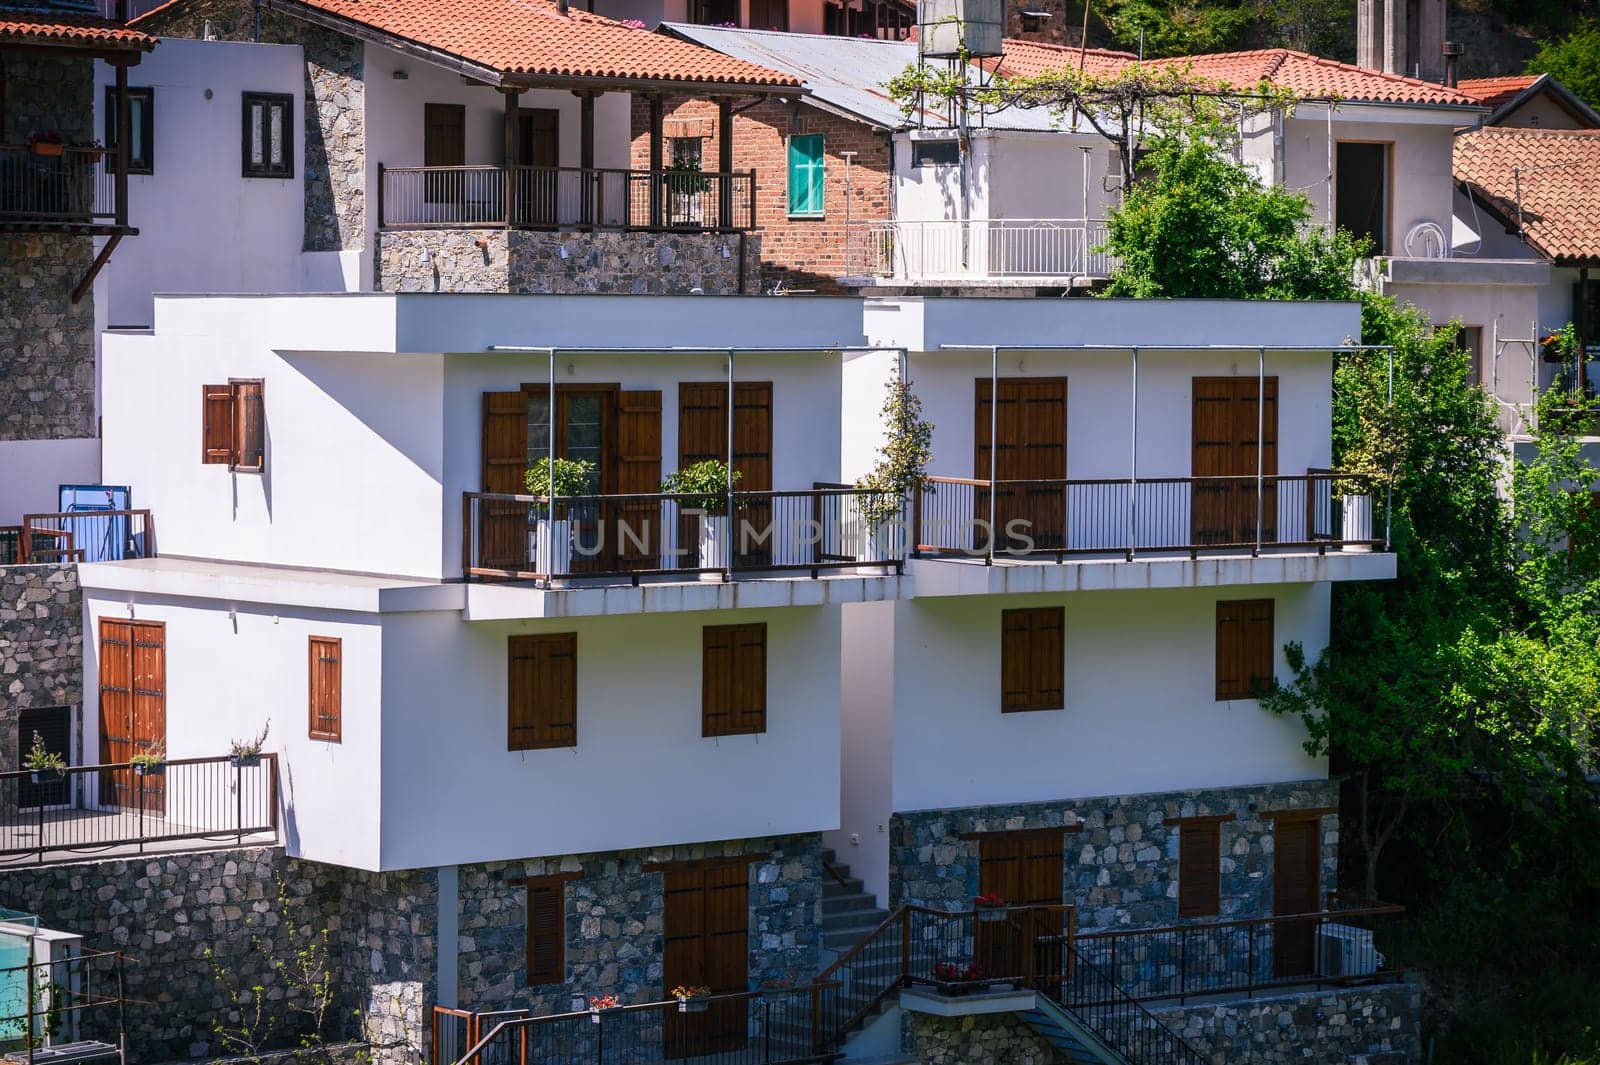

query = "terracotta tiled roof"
[1455, 126, 1600, 264]
[0, 10, 156, 50]
[137, 0, 799, 88]
[994, 43, 1480, 107]
[1456, 74, 1541, 110]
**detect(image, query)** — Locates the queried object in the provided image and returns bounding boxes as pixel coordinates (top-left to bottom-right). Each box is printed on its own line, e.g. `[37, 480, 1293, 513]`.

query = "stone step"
[821, 891, 883, 916]
[822, 875, 866, 898]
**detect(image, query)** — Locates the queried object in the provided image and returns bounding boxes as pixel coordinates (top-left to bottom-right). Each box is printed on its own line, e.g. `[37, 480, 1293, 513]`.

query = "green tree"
[1527, 21, 1600, 110]
[1096, 0, 1253, 55]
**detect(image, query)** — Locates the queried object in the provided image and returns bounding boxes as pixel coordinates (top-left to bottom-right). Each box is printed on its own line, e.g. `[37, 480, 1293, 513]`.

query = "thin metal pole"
[1385, 344, 1393, 550]
[1128, 346, 1138, 561]
[726, 349, 734, 580]
[989, 345, 998, 564]
[1256, 346, 1265, 558]
[549, 352, 557, 568]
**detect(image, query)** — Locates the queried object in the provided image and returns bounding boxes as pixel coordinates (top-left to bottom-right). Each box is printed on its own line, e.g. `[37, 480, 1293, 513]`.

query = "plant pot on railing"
[531, 518, 572, 577]
[1341, 494, 1373, 551]
[671, 986, 711, 1013]
[587, 995, 620, 1023]
[230, 723, 269, 768]
[974, 894, 1007, 922]
[698, 514, 729, 578]
[28, 768, 64, 787]
[23, 731, 67, 787]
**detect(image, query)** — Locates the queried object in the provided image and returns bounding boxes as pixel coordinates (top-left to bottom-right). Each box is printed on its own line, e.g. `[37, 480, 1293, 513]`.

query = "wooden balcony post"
[502, 87, 522, 229]
[577, 91, 597, 227]
[648, 94, 664, 227]
[716, 97, 733, 230]
[113, 59, 131, 228]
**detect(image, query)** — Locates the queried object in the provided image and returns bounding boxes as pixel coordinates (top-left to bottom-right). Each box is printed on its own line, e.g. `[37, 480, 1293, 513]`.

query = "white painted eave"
[77, 558, 464, 614]
[906, 551, 1397, 597]
[463, 572, 906, 620]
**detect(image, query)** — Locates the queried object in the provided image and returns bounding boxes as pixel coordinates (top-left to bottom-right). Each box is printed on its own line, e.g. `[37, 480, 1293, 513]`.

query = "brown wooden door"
[423, 102, 465, 206]
[478, 391, 531, 574]
[1272, 818, 1321, 978]
[975, 378, 1067, 552]
[614, 391, 663, 572]
[1192, 377, 1278, 547]
[515, 108, 559, 225]
[98, 619, 166, 814]
[663, 862, 748, 1058]
[678, 382, 773, 567]
[976, 832, 1064, 988]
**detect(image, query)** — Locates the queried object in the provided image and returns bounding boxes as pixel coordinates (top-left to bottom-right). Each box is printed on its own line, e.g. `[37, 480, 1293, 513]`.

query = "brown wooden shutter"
[525, 878, 567, 985]
[702, 623, 766, 737]
[661, 860, 751, 1055]
[1216, 598, 1274, 700]
[974, 378, 1068, 551]
[1192, 377, 1278, 545]
[231, 380, 265, 472]
[202, 384, 235, 464]
[615, 391, 663, 569]
[1000, 607, 1063, 712]
[482, 391, 531, 493]
[507, 633, 577, 750]
[308, 636, 342, 742]
[1177, 821, 1222, 917]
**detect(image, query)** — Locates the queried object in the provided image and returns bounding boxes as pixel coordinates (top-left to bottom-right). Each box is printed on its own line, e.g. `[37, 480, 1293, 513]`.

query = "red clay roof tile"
[0, 10, 156, 50]
[1456, 74, 1541, 110]
[1455, 126, 1600, 264]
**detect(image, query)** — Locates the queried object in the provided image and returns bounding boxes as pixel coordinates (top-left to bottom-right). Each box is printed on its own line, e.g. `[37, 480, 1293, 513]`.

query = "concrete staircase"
[820, 849, 891, 952]
[1020, 996, 1129, 1065]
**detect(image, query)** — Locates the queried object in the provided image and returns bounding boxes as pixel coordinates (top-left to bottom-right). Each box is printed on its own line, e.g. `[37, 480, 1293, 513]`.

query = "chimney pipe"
[558, 0, 569, 13]
[1442, 41, 1462, 87]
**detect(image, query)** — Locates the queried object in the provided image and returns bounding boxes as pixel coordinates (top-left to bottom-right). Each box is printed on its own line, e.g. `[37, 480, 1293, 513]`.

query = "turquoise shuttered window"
[787, 134, 825, 217]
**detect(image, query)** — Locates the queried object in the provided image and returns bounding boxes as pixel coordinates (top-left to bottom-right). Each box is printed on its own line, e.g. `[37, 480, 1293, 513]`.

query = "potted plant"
[973, 893, 1007, 922]
[664, 144, 711, 227]
[587, 994, 620, 1024]
[670, 985, 711, 1014]
[130, 743, 166, 776]
[28, 131, 64, 158]
[75, 138, 105, 163]
[229, 723, 270, 768]
[662, 460, 742, 577]
[853, 372, 933, 569]
[23, 732, 66, 786]
[524, 458, 596, 577]
[930, 962, 987, 996]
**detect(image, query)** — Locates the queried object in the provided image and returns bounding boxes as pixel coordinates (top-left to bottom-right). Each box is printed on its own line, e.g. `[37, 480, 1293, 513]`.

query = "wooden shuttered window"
[525, 874, 579, 985]
[1215, 599, 1274, 701]
[1176, 820, 1223, 918]
[508, 633, 577, 750]
[702, 623, 766, 737]
[1000, 607, 1064, 712]
[201, 380, 265, 471]
[308, 636, 342, 742]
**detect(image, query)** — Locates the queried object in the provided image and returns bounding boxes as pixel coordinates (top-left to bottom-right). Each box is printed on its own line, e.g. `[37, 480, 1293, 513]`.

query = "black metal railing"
[462, 487, 905, 584]
[1073, 896, 1408, 1004]
[0, 754, 279, 864]
[1051, 944, 1210, 1065]
[0, 145, 115, 223]
[449, 985, 842, 1065]
[9, 510, 157, 565]
[915, 472, 1381, 560]
[0, 945, 129, 1058]
[379, 165, 757, 232]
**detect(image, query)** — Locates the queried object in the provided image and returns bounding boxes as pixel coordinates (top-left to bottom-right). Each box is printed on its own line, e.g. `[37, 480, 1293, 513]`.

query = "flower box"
[230, 753, 262, 768]
[31, 142, 64, 158]
[677, 998, 709, 1014]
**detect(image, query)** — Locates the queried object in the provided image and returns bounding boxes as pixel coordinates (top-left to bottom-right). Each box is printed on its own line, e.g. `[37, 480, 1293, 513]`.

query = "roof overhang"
[1487, 73, 1600, 130]
[1454, 176, 1600, 267]
[1291, 99, 1488, 126]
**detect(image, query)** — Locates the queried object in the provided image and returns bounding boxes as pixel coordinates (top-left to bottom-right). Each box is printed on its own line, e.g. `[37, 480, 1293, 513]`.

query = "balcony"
[0, 145, 121, 232]
[378, 164, 756, 232]
[1, 510, 156, 566]
[846, 218, 1117, 287]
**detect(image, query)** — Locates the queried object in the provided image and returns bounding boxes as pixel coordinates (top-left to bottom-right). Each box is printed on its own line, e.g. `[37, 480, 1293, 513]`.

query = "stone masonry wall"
[135, 0, 365, 252]
[901, 982, 1423, 1065]
[455, 833, 822, 1013]
[0, 847, 433, 1065]
[631, 96, 891, 294]
[1, 55, 98, 442]
[376, 228, 761, 296]
[0, 564, 82, 773]
[891, 779, 1339, 930]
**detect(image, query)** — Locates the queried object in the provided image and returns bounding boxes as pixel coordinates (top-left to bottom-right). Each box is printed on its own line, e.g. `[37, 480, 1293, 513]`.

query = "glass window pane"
[526, 395, 551, 464]
[269, 104, 283, 167]
[251, 104, 264, 166]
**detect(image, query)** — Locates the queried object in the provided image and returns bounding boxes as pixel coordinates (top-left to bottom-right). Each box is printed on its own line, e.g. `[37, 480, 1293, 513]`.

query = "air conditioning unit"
[1315, 923, 1384, 978]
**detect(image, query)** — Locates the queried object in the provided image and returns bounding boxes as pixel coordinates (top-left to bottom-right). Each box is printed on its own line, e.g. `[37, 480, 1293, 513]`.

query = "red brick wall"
[631, 96, 890, 293]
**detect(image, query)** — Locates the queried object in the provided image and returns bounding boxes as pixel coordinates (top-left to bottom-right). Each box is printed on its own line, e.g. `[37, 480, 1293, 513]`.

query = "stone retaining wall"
[0, 564, 82, 772]
[376, 229, 762, 295]
[903, 1012, 1063, 1065]
[890, 779, 1339, 929]
[1146, 982, 1424, 1065]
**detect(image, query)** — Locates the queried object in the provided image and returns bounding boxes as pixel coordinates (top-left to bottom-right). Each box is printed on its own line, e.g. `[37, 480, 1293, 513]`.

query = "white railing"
[847, 218, 1116, 282]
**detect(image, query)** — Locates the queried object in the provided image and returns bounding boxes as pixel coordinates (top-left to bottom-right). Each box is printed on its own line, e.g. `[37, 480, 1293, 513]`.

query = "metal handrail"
[847, 217, 1117, 280]
[1053, 942, 1210, 1065]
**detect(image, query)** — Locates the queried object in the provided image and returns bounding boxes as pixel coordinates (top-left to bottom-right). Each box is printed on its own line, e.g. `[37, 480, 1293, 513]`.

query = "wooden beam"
[648, 93, 664, 228]
[70, 233, 122, 305]
[114, 60, 130, 228]
[1162, 813, 1239, 826]
[502, 87, 521, 229]
[1262, 807, 1337, 822]
[957, 824, 1084, 842]
[716, 96, 734, 230]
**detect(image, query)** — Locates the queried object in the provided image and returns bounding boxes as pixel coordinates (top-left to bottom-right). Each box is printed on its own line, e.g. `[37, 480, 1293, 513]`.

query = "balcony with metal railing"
[0, 144, 121, 232]
[845, 218, 1117, 287]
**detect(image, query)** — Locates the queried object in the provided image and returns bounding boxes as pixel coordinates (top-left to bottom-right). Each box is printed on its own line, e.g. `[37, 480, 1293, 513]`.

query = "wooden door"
[97, 619, 166, 813]
[975, 378, 1067, 553]
[479, 391, 531, 574]
[1272, 818, 1321, 978]
[976, 832, 1064, 987]
[678, 382, 773, 568]
[423, 102, 465, 206]
[615, 391, 663, 572]
[662, 862, 748, 1057]
[515, 108, 560, 226]
[1191, 377, 1278, 547]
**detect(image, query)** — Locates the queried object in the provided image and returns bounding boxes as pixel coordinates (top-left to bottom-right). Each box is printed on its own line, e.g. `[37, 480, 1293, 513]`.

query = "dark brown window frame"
[241, 91, 294, 179]
[1214, 598, 1274, 701]
[308, 635, 342, 743]
[507, 632, 578, 751]
[1000, 606, 1065, 713]
[524, 871, 582, 985]
[105, 85, 154, 175]
[201, 379, 265, 473]
[702, 622, 767, 737]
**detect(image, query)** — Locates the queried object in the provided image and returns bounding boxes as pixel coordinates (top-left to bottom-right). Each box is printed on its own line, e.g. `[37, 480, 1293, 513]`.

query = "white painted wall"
[0, 440, 101, 526]
[893, 132, 966, 224]
[841, 348, 898, 484]
[830, 598, 896, 902]
[93, 39, 312, 327]
[79, 589, 385, 870]
[981, 132, 1117, 222]
[378, 606, 841, 870]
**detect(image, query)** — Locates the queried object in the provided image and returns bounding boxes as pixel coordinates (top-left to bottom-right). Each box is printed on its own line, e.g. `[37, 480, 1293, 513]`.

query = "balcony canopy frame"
[934, 342, 1397, 562]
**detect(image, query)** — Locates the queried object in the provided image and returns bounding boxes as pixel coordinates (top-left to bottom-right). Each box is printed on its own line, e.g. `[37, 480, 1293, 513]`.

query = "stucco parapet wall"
[463, 571, 906, 620]
[906, 551, 1397, 597]
[1385, 256, 1552, 286]
[77, 558, 463, 613]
